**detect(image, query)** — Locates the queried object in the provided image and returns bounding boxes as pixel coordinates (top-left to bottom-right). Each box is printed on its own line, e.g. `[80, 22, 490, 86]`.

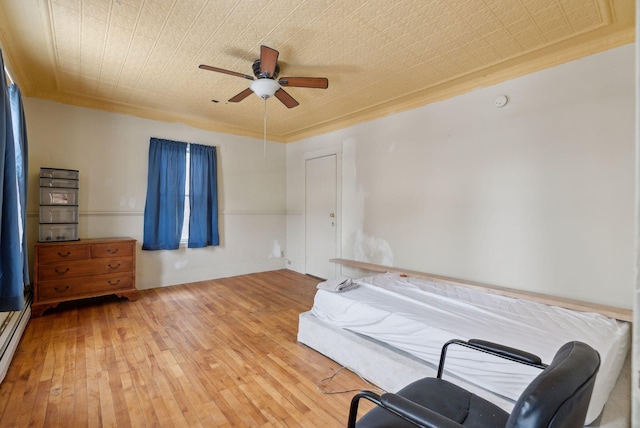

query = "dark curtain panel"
[9, 84, 29, 286]
[188, 143, 219, 248]
[142, 138, 187, 250]
[0, 50, 24, 311]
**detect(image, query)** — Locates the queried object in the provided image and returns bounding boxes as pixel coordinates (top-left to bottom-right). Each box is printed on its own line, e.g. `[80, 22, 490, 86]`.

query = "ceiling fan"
[199, 45, 328, 108]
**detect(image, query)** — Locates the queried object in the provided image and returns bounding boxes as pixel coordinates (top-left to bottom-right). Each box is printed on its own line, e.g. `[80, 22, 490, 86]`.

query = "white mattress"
[310, 273, 629, 425]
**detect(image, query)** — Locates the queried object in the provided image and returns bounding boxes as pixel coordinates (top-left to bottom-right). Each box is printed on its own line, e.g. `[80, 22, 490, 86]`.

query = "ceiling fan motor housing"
[252, 59, 280, 79]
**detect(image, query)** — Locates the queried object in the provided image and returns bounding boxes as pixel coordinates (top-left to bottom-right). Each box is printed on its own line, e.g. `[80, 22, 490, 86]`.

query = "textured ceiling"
[0, 0, 634, 142]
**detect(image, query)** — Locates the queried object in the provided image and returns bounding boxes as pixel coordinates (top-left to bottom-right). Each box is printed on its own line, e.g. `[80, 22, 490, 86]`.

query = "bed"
[297, 264, 630, 427]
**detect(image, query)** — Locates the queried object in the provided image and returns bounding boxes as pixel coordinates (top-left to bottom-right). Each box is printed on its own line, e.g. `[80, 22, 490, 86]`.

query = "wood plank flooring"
[0, 270, 375, 427]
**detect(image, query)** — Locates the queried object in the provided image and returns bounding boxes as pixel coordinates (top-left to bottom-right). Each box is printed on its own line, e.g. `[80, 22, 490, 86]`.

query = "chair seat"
[356, 378, 509, 428]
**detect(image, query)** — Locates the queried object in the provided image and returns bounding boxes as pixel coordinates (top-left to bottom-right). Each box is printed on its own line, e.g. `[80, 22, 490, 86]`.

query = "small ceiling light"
[250, 78, 280, 99]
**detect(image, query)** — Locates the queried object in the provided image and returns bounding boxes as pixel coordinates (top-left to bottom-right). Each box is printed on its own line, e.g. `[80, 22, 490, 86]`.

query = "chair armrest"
[467, 339, 543, 366]
[437, 339, 547, 378]
[380, 393, 464, 428]
[348, 390, 382, 428]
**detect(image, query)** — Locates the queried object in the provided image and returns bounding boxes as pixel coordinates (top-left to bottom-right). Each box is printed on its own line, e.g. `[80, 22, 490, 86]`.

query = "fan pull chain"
[263, 97, 267, 163]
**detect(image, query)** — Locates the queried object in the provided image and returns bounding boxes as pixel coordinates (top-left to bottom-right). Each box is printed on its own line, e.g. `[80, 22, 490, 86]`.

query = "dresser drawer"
[91, 242, 134, 258]
[37, 273, 133, 300]
[36, 244, 90, 264]
[37, 257, 134, 281]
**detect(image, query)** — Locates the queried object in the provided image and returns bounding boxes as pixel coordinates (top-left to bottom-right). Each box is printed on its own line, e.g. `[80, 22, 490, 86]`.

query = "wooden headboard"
[330, 258, 632, 322]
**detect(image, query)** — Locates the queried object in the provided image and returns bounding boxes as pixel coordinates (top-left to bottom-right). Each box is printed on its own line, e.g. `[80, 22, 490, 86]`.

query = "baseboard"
[0, 292, 32, 384]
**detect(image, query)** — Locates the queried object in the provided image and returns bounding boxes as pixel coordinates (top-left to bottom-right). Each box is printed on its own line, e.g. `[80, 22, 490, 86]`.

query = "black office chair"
[348, 339, 600, 428]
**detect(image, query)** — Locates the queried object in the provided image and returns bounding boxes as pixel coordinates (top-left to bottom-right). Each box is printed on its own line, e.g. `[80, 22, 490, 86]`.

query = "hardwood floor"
[0, 270, 375, 427]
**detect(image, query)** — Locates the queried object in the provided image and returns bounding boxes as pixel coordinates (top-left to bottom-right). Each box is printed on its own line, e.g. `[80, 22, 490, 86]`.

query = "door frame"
[303, 146, 342, 278]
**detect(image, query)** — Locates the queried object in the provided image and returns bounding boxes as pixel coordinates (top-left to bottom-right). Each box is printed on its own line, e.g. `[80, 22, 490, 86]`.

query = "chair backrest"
[506, 341, 600, 428]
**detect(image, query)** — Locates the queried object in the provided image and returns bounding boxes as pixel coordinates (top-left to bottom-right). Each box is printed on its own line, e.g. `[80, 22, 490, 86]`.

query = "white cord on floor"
[315, 366, 386, 395]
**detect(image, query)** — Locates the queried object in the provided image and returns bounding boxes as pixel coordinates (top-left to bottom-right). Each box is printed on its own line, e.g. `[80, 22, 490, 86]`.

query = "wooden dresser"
[33, 237, 138, 317]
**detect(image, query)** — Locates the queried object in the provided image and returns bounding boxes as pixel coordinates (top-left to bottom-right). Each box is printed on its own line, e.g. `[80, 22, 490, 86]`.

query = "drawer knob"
[54, 285, 70, 293]
[108, 279, 121, 286]
[57, 251, 71, 257]
[54, 267, 70, 275]
[107, 247, 119, 254]
[107, 263, 121, 269]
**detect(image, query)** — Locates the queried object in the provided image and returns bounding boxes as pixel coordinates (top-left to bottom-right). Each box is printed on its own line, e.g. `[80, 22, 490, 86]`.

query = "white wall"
[26, 99, 287, 289]
[287, 44, 635, 309]
[23, 44, 636, 308]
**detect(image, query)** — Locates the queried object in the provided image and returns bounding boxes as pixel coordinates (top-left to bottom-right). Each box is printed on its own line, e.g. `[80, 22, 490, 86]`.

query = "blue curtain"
[142, 138, 187, 250]
[0, 50, 24, 311]
[9, 84, 29, 287]
[188, 143, 219, 248]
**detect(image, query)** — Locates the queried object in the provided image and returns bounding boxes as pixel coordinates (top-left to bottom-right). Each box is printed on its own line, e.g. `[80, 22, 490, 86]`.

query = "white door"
[305, 154, 337, 279]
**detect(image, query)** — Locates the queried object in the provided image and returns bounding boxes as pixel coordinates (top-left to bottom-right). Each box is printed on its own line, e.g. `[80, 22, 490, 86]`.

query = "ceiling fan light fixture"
[250, 78, 280, 99]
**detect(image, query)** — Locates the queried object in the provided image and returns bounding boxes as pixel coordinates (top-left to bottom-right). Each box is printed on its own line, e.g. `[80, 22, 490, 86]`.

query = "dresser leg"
[30, 303, 58, 317]
[117, 290, 139, 302]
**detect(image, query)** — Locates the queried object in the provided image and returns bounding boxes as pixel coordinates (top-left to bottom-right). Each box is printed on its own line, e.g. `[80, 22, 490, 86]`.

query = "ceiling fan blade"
[228, 88, 254, 103]
[260, 45, 279, 78]
[278, 77, 328, 89]
[199, 64, 254, 80]
[274, 88, 299, 108]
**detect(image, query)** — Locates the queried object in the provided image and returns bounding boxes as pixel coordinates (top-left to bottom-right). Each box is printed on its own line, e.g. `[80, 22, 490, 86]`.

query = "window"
[142, 138, 218, 250]
[180, 146, 190, 243]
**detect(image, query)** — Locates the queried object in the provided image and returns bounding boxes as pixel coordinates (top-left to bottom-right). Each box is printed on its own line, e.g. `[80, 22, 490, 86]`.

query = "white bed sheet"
[310, 273, 629, 425]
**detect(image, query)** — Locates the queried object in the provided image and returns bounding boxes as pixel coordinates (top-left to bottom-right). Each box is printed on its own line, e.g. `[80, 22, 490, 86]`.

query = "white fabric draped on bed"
[310, 273, 629, 425]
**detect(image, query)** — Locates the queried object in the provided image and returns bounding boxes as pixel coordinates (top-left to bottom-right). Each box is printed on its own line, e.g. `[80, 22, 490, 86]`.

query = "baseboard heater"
[0, 291, 31, 383]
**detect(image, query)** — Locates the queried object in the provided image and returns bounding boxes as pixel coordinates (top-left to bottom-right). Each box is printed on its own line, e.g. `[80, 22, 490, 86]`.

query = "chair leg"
[348, 391, 383, 428]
